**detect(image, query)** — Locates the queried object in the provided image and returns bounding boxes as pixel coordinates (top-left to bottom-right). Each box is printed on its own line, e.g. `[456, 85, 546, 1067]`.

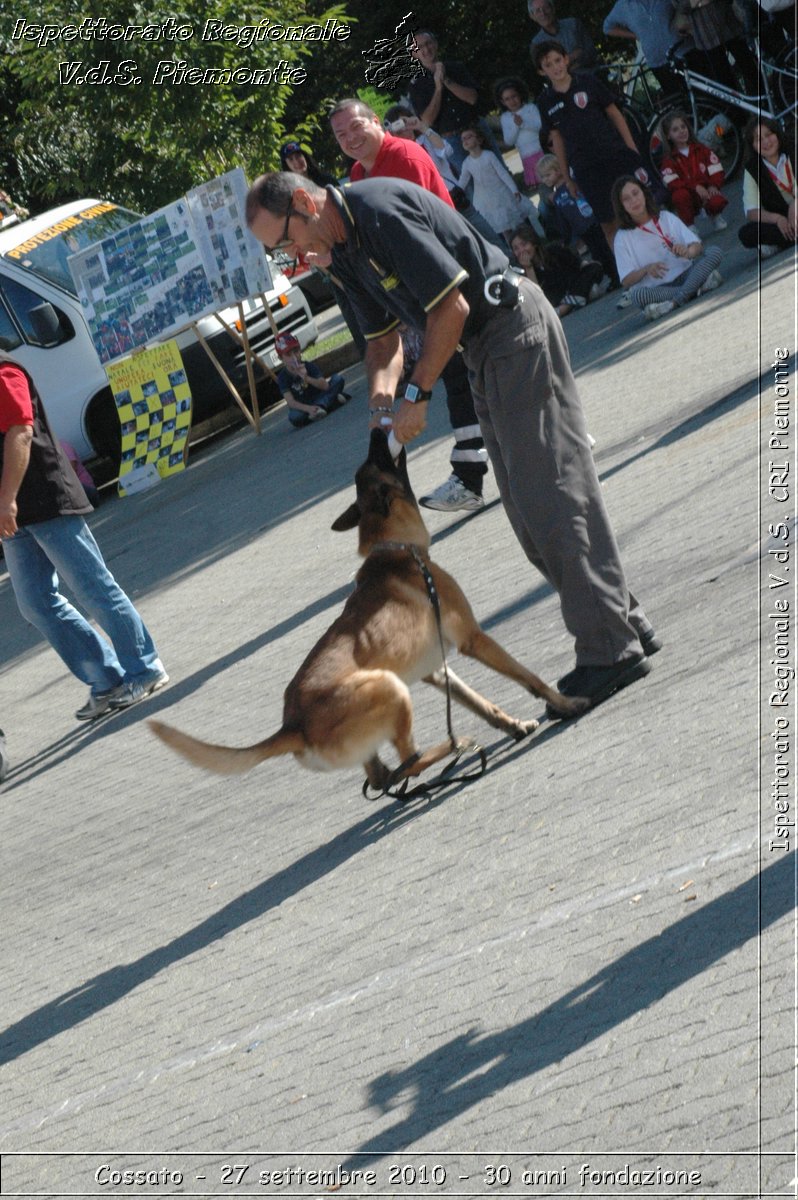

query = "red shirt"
[0, 363, 34, 431]
[349, 133, 455, 208]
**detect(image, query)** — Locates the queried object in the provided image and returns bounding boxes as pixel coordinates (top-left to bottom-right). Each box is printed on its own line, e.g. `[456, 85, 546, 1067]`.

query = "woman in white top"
[611, 175, 724, 321]
[495, 76, 544, 187]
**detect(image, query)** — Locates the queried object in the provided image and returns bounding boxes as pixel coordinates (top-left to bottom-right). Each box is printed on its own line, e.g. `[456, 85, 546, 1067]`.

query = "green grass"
[303, 328, 353, 361]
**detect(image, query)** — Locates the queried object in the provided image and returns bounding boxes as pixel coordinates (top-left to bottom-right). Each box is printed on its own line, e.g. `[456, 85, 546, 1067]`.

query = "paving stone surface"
[0, 211, 794, 1200]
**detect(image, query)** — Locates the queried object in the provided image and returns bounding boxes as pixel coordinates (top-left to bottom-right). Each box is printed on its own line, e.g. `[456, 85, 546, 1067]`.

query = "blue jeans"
[4, 515, 165, 695]
[288, 373, 346, 427]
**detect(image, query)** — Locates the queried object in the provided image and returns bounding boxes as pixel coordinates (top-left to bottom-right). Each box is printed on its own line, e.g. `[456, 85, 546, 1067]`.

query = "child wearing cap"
[274, 333, 350, 428]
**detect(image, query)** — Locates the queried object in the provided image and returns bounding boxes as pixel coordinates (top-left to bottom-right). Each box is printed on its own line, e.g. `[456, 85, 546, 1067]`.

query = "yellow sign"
[106, 341, 192, 497]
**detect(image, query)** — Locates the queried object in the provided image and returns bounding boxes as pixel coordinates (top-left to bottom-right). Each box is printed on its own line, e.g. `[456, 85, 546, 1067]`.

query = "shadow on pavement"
[0, 694, 635, 1070]
[0, 794, 444, 1068]
[341, 851, 792, 1167]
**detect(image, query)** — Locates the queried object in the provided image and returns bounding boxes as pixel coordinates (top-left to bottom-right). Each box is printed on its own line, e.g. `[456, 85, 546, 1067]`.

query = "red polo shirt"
[349, 133, 455, 208]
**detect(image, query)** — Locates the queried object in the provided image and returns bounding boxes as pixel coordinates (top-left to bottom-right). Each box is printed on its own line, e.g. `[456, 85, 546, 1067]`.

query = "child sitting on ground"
[536, 153, 619, 283]
[510, 222, 610, 317]
[274, 333, 349, 428]
[611, 174, 723, 322]
[658, 109, 728, 232]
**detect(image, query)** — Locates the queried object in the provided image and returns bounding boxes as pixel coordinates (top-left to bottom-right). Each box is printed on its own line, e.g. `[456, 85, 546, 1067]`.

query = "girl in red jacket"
[659, 110, 728, 232]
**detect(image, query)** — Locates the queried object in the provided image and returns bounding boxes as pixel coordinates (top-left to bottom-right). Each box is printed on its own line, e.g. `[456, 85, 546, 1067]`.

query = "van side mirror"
[29, 302, 66, 347]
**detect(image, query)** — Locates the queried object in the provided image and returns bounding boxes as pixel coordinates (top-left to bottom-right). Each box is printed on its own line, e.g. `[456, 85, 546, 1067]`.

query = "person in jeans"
[0, 355, 168, 721]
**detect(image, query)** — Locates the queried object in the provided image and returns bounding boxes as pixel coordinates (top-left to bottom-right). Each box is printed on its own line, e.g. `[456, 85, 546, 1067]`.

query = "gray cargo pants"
[462, 276, 651, 667]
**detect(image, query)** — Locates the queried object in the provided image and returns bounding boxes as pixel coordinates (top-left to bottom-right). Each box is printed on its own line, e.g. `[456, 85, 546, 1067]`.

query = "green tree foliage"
[2, 1, 352, 213]
[279, 0, 627, 176]
[2, 0, 626, 213]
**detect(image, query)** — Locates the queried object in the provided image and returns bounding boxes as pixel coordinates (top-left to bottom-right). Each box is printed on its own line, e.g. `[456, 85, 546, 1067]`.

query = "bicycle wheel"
[692, 100, 742, 179]
[774, 43, 797, 117]
[620, 100, 651, 157]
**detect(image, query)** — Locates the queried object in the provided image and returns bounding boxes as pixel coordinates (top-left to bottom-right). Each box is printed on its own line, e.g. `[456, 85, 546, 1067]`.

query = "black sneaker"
[546, 654, 651, 719]
[640, 628, 662, 655]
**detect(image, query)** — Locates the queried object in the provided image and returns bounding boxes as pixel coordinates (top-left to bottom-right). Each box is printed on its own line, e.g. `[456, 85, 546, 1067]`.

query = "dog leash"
[361, 542, 487, 803]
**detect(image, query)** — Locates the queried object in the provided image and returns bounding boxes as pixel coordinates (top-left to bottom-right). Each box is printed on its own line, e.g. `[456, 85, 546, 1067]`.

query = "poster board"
[68, 168, 272, 366]
[106, 341, 193, 497]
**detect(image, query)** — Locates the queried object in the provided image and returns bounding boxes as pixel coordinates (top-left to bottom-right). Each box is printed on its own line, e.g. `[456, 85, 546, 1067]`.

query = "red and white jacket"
[661, 142, 725, 194]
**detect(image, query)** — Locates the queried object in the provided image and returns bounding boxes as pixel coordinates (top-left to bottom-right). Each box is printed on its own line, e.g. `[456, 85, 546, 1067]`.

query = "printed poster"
[105, 341, 193, 497]
[68, 168, 272, 365]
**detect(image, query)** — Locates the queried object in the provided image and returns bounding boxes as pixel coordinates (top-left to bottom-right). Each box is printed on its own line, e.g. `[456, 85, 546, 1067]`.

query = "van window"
[0, 297, 22, 351]
[2, 203, 139, 296]
[0, 278, 72, 347]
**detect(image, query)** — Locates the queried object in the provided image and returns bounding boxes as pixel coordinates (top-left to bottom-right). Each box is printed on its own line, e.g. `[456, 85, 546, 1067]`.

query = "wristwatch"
[403, 383, 433, 404]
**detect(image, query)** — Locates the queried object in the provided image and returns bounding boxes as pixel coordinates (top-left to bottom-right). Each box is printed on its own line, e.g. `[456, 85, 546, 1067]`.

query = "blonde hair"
[537, 154, 560, 175]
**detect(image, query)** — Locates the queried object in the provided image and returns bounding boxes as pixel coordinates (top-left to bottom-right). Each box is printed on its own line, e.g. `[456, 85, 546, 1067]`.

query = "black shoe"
[546, 654, 651, 720]
[640, 628, 662, 655]
[0, 729, 8, 783]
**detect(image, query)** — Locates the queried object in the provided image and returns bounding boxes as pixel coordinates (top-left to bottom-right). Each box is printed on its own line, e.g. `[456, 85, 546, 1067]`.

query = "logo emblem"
[574, 91, 588, 108]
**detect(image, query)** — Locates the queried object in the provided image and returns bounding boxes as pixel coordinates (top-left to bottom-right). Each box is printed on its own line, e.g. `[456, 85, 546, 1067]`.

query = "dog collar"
[369, 540, 428, 557]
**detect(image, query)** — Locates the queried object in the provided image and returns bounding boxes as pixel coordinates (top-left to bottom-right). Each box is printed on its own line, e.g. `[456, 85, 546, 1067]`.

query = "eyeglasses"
[265, 204, 298, 254]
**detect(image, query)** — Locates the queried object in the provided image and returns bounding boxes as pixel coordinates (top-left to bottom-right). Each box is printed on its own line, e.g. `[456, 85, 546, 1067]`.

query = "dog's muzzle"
[483, 269, 522, 308]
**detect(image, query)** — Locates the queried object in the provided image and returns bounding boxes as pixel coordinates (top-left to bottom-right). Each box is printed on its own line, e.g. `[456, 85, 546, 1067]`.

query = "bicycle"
[647, 37, 798, 180]
[599, 59, 673, 159]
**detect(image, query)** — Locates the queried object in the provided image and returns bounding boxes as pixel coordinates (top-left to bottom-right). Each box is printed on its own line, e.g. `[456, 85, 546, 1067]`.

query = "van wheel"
[85, 388, 121, 464]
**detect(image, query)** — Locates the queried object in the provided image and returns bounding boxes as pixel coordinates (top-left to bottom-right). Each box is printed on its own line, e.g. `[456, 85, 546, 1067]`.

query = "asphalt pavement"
[0, 199, 795, 1199]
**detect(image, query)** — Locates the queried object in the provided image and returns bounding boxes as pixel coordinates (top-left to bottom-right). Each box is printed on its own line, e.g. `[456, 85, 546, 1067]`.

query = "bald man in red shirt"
[329, 97, 489, 513]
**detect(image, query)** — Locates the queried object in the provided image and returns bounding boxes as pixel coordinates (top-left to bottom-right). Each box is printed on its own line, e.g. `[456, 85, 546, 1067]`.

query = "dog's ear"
[331, 501, 361, 532]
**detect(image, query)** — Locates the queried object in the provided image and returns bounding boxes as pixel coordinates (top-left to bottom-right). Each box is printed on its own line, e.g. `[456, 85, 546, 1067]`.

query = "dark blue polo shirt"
[538, 72, 627, 169]
[327, 178, 509, 345]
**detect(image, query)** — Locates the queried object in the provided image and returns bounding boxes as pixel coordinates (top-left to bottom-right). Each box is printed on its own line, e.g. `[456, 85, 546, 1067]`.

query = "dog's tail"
[148, 719, 304, 775]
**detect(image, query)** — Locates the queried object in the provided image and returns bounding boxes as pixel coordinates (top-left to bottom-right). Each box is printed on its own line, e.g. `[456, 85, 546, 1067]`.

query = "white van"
[0, 200, 318, 464]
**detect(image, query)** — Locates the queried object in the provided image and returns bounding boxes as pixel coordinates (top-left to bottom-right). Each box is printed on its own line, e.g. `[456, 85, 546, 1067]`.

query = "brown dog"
[150, 429, 587, 788]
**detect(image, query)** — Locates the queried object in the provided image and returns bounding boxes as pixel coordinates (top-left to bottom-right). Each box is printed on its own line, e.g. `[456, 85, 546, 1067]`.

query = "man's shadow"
[342, 851, 793, 1166]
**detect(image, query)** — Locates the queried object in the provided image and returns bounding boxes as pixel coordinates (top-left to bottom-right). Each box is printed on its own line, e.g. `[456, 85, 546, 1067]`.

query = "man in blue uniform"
[246, 172, 660, 714]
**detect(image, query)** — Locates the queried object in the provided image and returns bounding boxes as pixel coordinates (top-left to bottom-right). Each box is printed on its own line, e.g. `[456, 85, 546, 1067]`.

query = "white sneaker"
[644, 300, 676, 321]
[419, 475, 485, 512]
[588, 277, 612, 302]
[697, 269, 722, 296]
[108, 671, 170, 710]
[76, 685, 126, 721]
[760, 244, 780, 259]
[712, 214, 727, 231]
[616, 290, 631, 309]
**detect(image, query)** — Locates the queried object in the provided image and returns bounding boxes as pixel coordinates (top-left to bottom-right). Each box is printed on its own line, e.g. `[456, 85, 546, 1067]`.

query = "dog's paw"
[364, 756, 392, 790]
[512, 718, 539, 740]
